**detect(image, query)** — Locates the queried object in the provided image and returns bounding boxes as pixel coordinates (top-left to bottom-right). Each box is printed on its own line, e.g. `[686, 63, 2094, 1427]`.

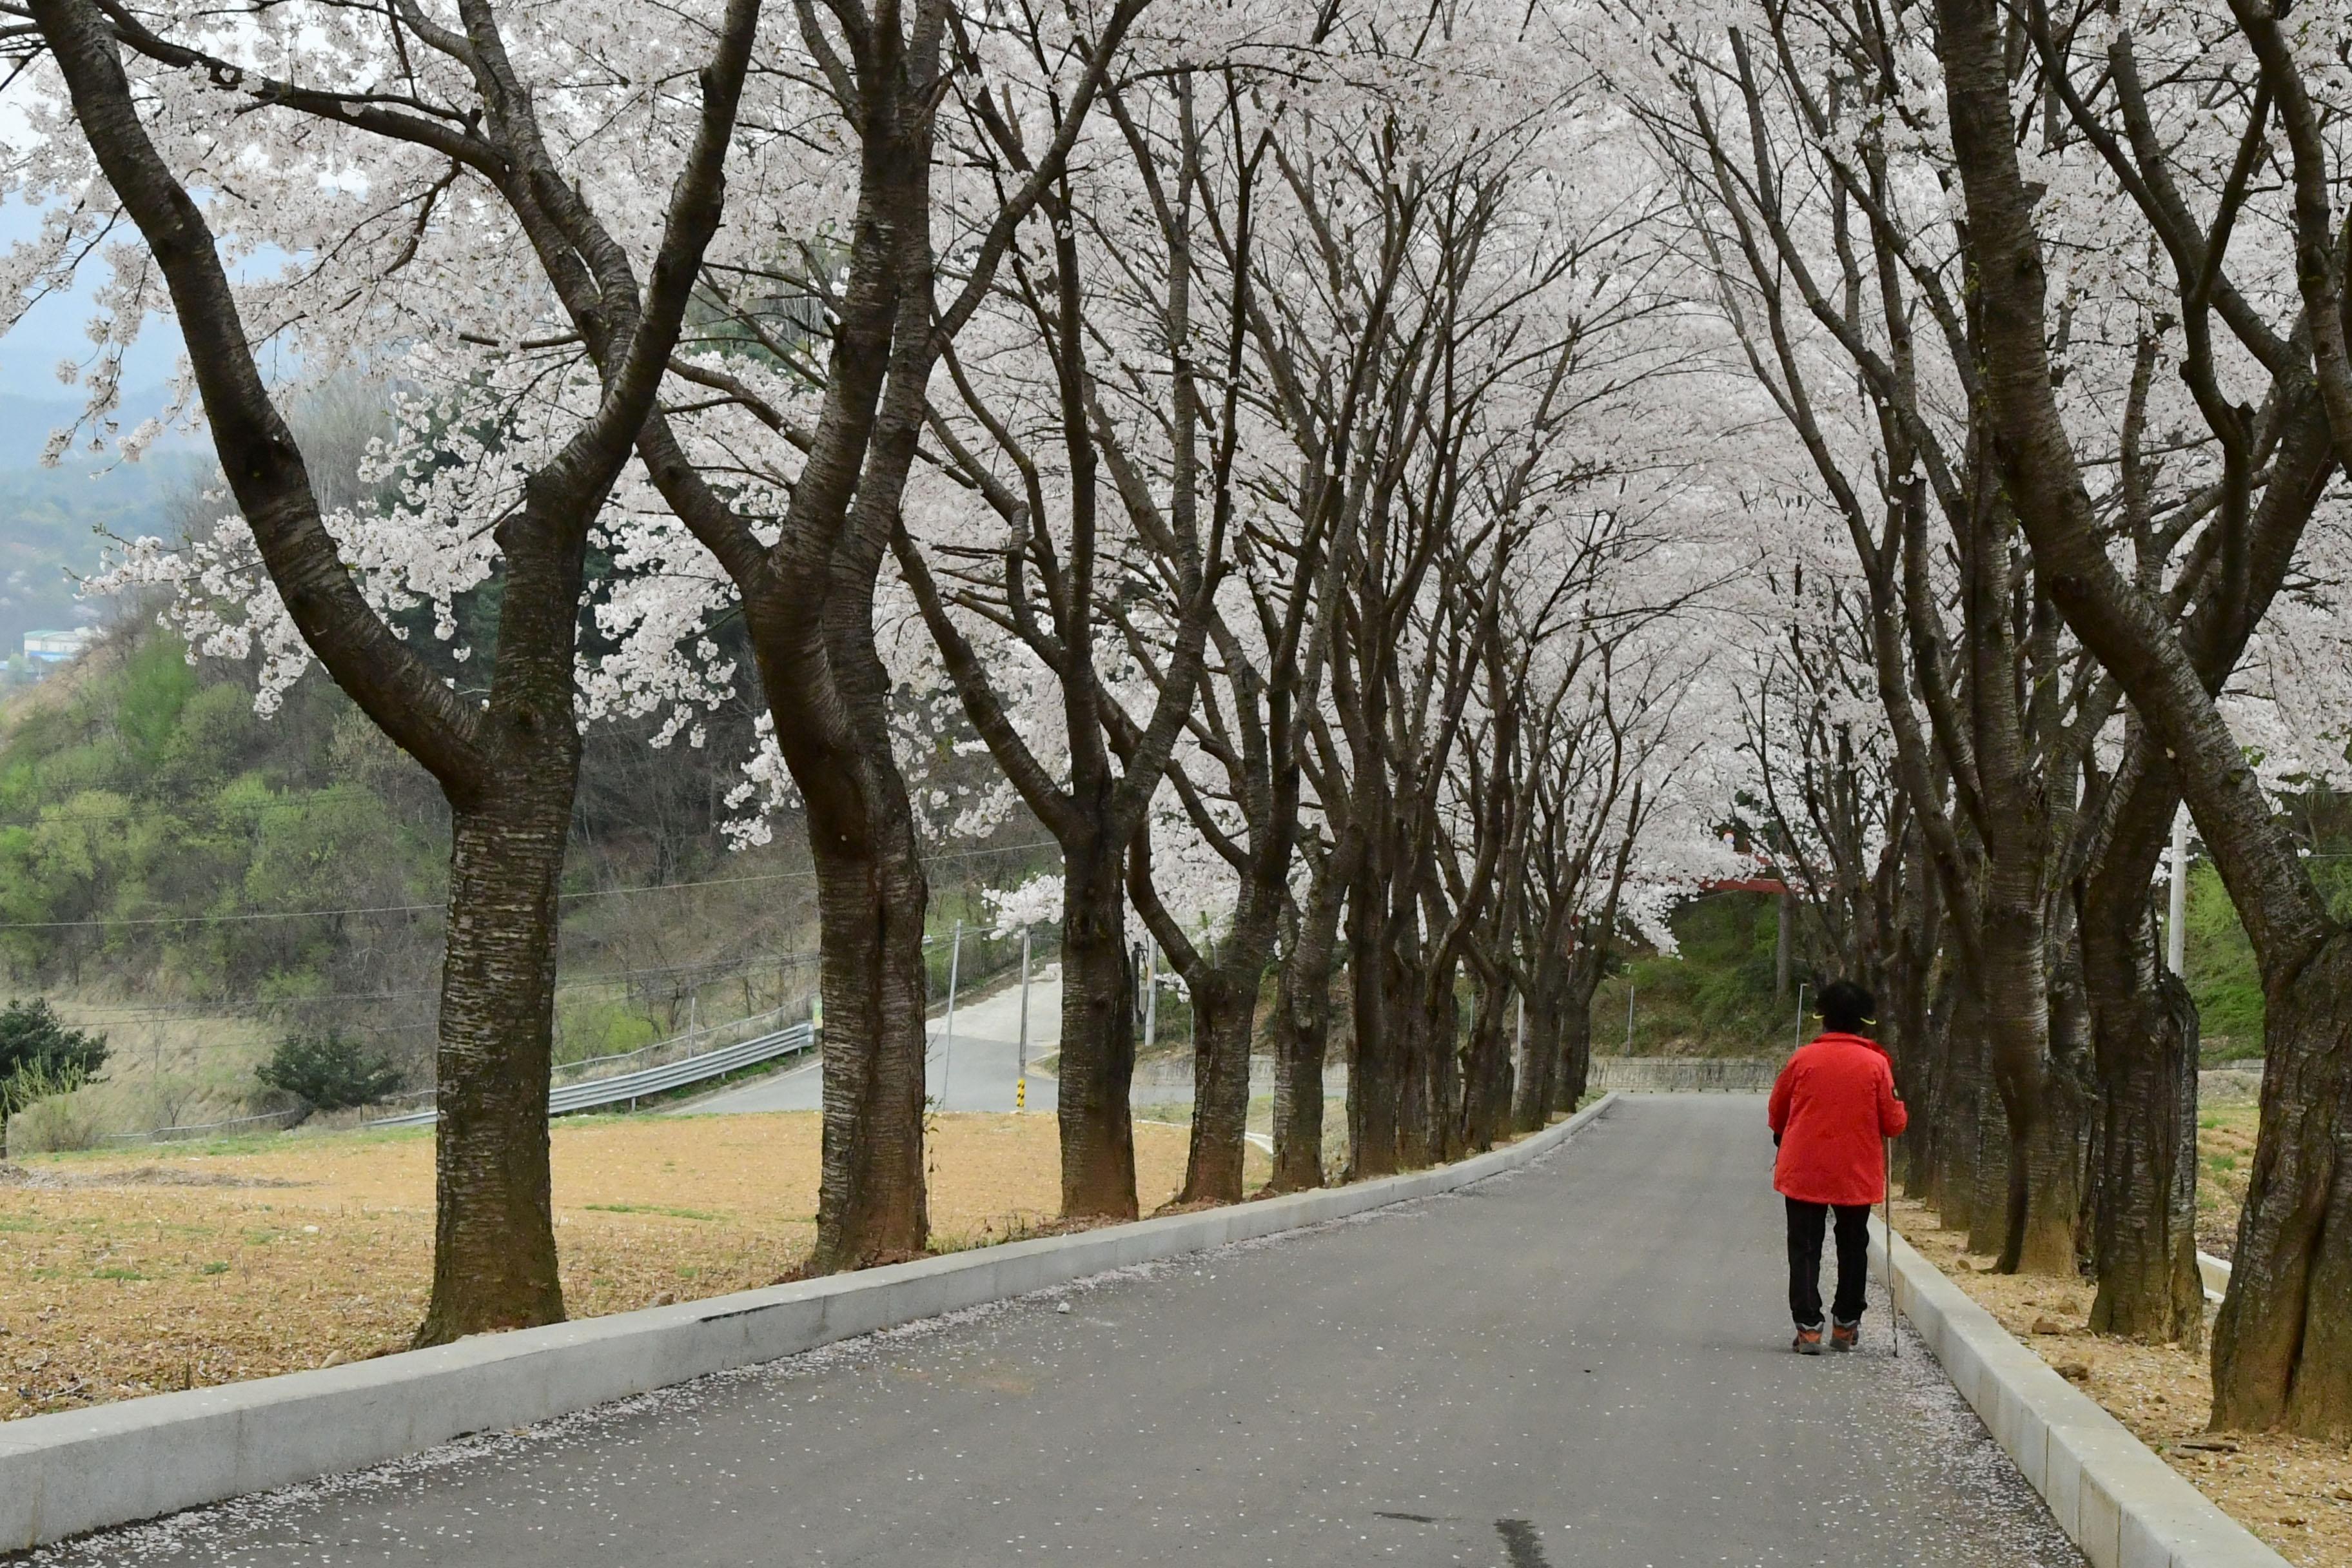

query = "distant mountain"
[0, 385, 196, 469]
[0, 390, 208, 651]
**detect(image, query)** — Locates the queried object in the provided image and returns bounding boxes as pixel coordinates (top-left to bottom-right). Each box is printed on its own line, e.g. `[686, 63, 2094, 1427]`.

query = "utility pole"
[1795, 981, 1810, 1052]
[1015, 926, 1031, 1113]
[1142, 943, 1158, 1055]
[941, 919, 962, 1106]
[1625, 978, 1636, 1052]
[2166, 810, 2190, 977]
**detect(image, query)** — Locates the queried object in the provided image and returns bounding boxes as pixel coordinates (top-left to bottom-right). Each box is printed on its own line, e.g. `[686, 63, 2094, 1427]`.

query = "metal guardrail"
[548, 1003, 787, 1086]
[99, 1106, 312, 1146]
[365, 1021, 816, 1128]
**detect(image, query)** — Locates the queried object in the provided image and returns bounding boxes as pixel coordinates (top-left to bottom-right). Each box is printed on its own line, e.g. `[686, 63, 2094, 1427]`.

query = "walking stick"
[1884, 1138, 1899, 1358]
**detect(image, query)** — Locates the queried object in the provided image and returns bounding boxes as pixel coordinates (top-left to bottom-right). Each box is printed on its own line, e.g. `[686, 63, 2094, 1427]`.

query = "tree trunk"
[1347, 861, 1400, 1179]
[1271, 844, 1351, 1190]
[2021, 1065, 2089, 1273]
[1511, 954, 1565, 1133]
[2080, 777, 2204, 1342]
[1429, 974, 1465, 1163]
[411, 502, 598, 1348]
[2210, 934, 2352, 1435]
[1058, 832, 1139, 1219]
[1965, 1059, 2008, 1255]
[1177, 964, 1255, 1204]
[1886, 941, 1939, 1196]
[414, 793, 572, 1346]
[2082, 903, 2203, 1342]
[1980, 902, 2073, 1273]
[1897, 999, 1945, 1201]
[805, 798, 931, 1270]
[745, 501, 935, 1273]
[1930, 0, 2352, 1433]
[1934, 990, 1988, 1236]
[1929, 1019, 1976, 1227]
[1557, 959, 1601, 1109]
[1393, 991, 1435, 1168]
[1459, 976, 1512, 1153]
[1387, 888, 1437, 1170]
[1269, 866, 1347, 1191]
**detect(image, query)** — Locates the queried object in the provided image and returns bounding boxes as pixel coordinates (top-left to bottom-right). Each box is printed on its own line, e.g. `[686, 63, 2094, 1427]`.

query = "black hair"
[1817, 979, 1876, 1035]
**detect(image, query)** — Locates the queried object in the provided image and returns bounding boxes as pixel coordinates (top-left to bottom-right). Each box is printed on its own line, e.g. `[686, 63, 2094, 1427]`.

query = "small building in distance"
[22, 627, 95, 665]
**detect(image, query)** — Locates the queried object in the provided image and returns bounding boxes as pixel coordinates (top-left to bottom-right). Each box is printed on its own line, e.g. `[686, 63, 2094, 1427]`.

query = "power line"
[53, 916, 1055, 1036]
[0, 838, 1059, 932]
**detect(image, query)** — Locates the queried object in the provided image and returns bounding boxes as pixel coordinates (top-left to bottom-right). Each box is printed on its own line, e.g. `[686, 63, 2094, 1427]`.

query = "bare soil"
[1, 1111, 1246, 1421]
[1893, 1199, 2352, 1567]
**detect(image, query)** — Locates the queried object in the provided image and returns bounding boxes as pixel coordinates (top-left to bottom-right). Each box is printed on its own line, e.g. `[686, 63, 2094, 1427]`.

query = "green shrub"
[0, 997, 108, 1139]
[4, 1064, 108, 1154]
[553, 999, 662, 1066]
[256, 1032, 404, 1111]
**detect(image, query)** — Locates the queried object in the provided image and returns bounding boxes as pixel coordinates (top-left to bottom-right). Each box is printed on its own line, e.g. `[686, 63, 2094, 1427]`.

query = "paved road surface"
[48, 1096, 2081, 1567]
[681, 966, 1064, 1115]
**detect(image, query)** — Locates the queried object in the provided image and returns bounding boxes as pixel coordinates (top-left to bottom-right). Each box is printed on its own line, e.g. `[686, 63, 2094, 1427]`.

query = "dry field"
[1893, 1197, 2352, 1568]
[2195, 1101, 2260, 1254]
[1, 1110, 1253, 1422]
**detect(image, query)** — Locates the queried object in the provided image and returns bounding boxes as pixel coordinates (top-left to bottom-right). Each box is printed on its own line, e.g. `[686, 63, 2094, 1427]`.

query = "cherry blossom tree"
[1929, 0, 2352, 1433]
[10, 0, 765, 1341]
[600, 0, 1155, 1266]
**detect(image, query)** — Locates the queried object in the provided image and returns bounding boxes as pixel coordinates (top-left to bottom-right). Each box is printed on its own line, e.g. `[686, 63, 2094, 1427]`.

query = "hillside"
[0, 619, 1048, 1146]
[1596, 852, 2317, 1064]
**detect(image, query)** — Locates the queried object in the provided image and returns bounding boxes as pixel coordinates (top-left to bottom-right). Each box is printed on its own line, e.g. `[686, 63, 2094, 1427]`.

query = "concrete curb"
[1874, 1221, 2288, 1568]
[2197, 1250, 2232, 1306]
[0, 1094, 1620, 1552]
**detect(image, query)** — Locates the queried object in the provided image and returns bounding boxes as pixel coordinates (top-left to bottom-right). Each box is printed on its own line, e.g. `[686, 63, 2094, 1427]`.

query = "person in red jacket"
[1767, 979, 1908, 1355]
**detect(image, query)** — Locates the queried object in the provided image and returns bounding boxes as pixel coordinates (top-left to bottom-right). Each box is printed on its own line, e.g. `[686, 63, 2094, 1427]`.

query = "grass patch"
[584, 1202, 724, 1222]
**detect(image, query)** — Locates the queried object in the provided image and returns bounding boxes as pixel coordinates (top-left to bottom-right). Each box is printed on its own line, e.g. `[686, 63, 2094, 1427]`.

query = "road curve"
[43, 1095, 2081, 1567]
[678, 967, 1064, 1115]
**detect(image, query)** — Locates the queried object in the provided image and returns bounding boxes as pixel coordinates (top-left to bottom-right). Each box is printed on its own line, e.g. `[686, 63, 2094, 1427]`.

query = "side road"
[37, 1096, 2082, 1566]
[681, 966, 1064, 1114]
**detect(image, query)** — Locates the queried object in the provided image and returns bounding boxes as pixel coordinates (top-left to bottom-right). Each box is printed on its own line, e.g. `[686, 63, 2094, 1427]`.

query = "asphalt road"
[680, 966, 1064, 1115]
[47, 1095, 2082, 1567]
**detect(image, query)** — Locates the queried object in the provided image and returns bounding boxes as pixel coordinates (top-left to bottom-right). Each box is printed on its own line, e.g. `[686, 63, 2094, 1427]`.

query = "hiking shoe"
[1792, 1326, 1824, 1355]
[1829, 1319, 1860, 1353]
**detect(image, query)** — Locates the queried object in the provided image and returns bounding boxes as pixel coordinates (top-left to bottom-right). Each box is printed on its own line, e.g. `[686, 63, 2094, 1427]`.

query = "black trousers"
[1786, 1197, 1872, 1329]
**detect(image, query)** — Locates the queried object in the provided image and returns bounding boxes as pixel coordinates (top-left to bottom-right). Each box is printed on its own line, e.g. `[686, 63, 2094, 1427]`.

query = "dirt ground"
[1893, 1199, 2352, 1567]
[1, 1111, 1251, 1422]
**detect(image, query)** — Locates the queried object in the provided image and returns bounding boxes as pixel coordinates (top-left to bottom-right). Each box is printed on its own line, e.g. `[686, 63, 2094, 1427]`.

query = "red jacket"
[1767, 1032, 1908, 1206]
